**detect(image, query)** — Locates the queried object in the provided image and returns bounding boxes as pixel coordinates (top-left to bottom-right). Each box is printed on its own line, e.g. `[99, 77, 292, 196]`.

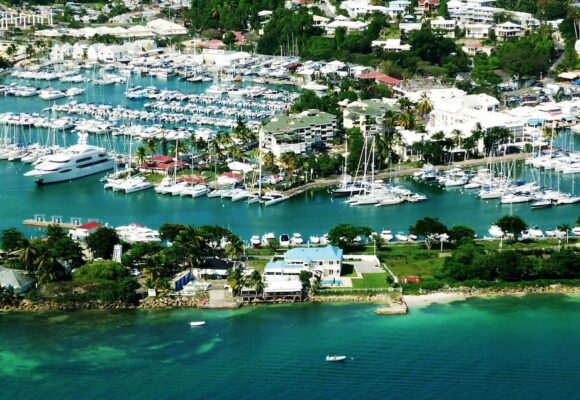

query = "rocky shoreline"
[2, 285, 580, 313]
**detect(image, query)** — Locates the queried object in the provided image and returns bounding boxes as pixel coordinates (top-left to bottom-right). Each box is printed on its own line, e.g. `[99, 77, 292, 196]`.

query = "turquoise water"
[2, 295, 580, 399]
[0, 73, 578, 239]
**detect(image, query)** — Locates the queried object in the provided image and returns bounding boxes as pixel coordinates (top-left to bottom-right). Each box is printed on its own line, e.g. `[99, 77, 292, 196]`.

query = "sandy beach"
[404, 292, 470, 307]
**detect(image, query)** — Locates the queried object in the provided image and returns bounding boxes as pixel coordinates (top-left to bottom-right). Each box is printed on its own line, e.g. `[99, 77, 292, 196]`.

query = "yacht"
[279, 233, 290, 247]
[261, 232, 275, 246]
[24, 134, 113, 184]
[379, 230, 393, 242]
[155, 177, 175, 194]
[291, 233, 304, 245]
[119, 176, 153, 193]
[488, 225, 504, 238]
[309, 235, 320, 245]
[250, 235, 261, 248]
[180, 184, 209, 198]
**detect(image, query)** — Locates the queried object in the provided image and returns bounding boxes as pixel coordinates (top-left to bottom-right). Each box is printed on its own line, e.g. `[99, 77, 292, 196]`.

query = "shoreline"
[404, 284, 580, 308]
[4, 284, 580, 314]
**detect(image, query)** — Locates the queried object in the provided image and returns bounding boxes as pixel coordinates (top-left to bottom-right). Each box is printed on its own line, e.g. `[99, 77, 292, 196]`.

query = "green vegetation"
[352, 273, 389, 289]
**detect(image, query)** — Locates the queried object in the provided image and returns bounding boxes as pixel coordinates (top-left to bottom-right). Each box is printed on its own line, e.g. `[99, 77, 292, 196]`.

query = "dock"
[23, 214, 83, 230]
[282, 152, 531, 199]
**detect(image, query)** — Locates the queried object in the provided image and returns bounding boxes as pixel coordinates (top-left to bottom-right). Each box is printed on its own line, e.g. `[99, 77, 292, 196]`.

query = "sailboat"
[333, 134, 365, 197]
[110, 133, 152, 193]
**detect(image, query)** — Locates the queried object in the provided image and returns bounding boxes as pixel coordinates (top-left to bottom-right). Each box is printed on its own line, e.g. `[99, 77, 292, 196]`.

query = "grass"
[244, 257, 268, 273]
[352, 273, 389, 289]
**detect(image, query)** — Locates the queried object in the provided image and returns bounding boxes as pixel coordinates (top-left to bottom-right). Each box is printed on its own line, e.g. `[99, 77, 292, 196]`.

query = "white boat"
[180, 184, 209, 198]
[488, 225, 504, 238]
[155, 177, 175, 194]
[395, 233, 409, 242]
[121, 176, 153, 193]
[291, 233, 304, 245]
[250, 235, 261, 247]
[326, 355, 347, 362]
[379, 230, 393, 242]
[500, 193, 533, 204]
[39, 88, 66, 100]
[261, 191, 289, 206]
[23, 133, 113, 184]
[279, 233, 290, 247]
[189, 321, 206, 326]
[261, 232, 275, 246]
[309, 235, 320, 245]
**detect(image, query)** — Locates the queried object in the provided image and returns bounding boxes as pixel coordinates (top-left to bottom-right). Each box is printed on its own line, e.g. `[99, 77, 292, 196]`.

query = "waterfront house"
[217, 172, 243, 186]
[0, 267, 35, 294]
[264, 245, 344, 281]
[139, 155, 185, 175]
[69, 221, 102, 241]
[260, 110, 337, 157]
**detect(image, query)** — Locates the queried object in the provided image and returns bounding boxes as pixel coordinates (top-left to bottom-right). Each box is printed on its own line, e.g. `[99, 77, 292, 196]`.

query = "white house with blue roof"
[264, 245, 343, 280]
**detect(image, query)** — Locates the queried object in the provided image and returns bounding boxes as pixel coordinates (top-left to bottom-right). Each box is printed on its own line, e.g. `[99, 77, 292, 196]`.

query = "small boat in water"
[326, 355, 347, 362]
[189, 321, 206, 326]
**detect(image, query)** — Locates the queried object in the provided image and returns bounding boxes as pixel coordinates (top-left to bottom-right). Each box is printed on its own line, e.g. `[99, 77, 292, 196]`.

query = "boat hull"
[29, 160, 114, 184]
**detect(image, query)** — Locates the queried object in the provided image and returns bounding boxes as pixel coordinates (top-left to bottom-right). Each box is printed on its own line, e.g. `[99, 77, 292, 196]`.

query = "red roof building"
[401, 276, 421, 284]
[140, 156, 186, 175]
[359, 72, 402, 86]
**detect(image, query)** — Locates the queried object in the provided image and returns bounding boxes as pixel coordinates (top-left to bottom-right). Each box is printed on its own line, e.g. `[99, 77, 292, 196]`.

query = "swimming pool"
[320, 279, 343, 286]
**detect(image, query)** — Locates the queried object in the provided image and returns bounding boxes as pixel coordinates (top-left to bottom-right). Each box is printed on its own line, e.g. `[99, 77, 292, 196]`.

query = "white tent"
[125, 25, 154, 38]
[228, 161, 254, 173]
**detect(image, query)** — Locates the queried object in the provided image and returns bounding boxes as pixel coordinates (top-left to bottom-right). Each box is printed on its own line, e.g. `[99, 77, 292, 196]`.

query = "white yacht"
[380, 230, 393, 242]
[180, 184, 209, 198]
[291, 233, 304, 245]
[24, 134, 113, 184]
[261, 191, 289, 206]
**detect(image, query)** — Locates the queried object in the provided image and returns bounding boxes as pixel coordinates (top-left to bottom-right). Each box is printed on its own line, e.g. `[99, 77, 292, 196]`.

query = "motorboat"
[180, 184, 209, 198]
[326, 355, 347, 362]
[309, 235, 320, 245]
[380, 230, 393, 242]
[488, 225, 504, 238]
[121, 176, 153, 193]
[189, 321, 206, 326]
[530, 199, 553, 209]
[24, 133, 113, 184]
[501, 193, 534, 204]
[261, 232, 275, 246]
[250, 235, 261, 247]
[395, 232, 409, 242]
[291, 233, 304, 245]
[279, 234, 290, 247]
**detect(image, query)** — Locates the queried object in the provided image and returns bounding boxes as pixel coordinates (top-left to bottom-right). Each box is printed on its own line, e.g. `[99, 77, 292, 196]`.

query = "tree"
[227, 267, 243, 295]
[159, 223, 187, 242]
[558, 224, 571, 244]
[496, 215, 527, 241]
[73, 260, 128, 281]
[448, 225, 476, 246]
[299, 270, 312, 291]
[409, 217, 448, 249]
[25, 44, 35, 59]
[1, 228, 26, 252]
[86, 227, 120, 259]
[222, 31, 236, 45]
[135, 146, 147, 165]
[224, 236, 244, 260]
[415, 92, 433, 119]
[6, 43, 16, 58]
[328, 224, 372, 251]
[267, 238, 280, 254]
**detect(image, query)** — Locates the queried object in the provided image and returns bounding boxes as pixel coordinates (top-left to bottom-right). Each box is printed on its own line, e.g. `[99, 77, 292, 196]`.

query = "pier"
[23, 214, 83, 229]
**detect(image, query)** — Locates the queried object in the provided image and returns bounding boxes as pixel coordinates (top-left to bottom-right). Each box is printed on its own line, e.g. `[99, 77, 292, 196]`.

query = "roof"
[150, 155, 174, 163]
[263, 280, 303, 293]
[0, 267, 35, 291]
[359, 72, 402, 85]
[77, 221, 101, 230]
[284, 245, 343, 263]
[262, 110, 336, 134]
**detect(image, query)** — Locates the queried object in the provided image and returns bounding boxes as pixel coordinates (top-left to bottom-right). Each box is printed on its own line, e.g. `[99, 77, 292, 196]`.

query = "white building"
[325, 16, 369, 36]
[430, 17, 457, 37]
[465, 23, 491, 39]
[343, 99, 400, 137]
[494, 21, 525, 41]
[371, 38, 411, 52]
[385, 0, 411, 17]
[340, 0, 388, 17]
[264, 245, 344, 280]
[260, 110, 337, 157]
[146, 18, 188, 36]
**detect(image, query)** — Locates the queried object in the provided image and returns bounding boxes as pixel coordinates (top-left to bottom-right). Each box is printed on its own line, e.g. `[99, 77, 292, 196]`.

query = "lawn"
[351, 273, 389, 289]
[244, 257, 269, 273]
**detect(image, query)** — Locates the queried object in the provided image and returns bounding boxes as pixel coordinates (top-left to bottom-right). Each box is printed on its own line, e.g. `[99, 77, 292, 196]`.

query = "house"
[430, 17, 456, 37]
[358, 71, 402, 87]
[139, 155, 186, 175]
[399, 22, 422, 36]
[385, 0, 411, 17]
[325, 16, 369, 36]
[69, 221, 102, 241]
[494, 21, 524, 41]
[0, 267, 35, 294]
[461, 42, 493, 56]
[260, 110, 337, 157]
[197, 258, 242, 279]
[340, 0, 388, 17]
[465, 23, 491, 39]
[217, 172, 243, 185]
[264, 245, 344, 281]
[371, 38, 411, 52]
[312, 14, 330, 28]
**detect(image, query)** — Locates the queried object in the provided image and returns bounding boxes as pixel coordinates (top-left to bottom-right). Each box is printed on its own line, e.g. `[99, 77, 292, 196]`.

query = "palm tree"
[263, 151, 275, 168]
[35, 252, 59, 285]
[451, 129, 463, 150]
[18, 241, 38, 272]
[6, 43, 16, 58]
[227, 268, 243, 296]
[25, 44, 35, 59]
[415, 93, 433, 118]
[135, 146, 147, 165]
[174, 226, 203, 269]
[224, 236, 244, 260]
[229, 147, 243, 161]
[397, 97, 414, 113]
[145, 139, 158, 156]
[248, 270, 264, 294]
[397, 111, 416, 130]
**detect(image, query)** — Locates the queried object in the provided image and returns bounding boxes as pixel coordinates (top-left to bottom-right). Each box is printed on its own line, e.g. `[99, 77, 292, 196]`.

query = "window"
[76, 156, 93, 163]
